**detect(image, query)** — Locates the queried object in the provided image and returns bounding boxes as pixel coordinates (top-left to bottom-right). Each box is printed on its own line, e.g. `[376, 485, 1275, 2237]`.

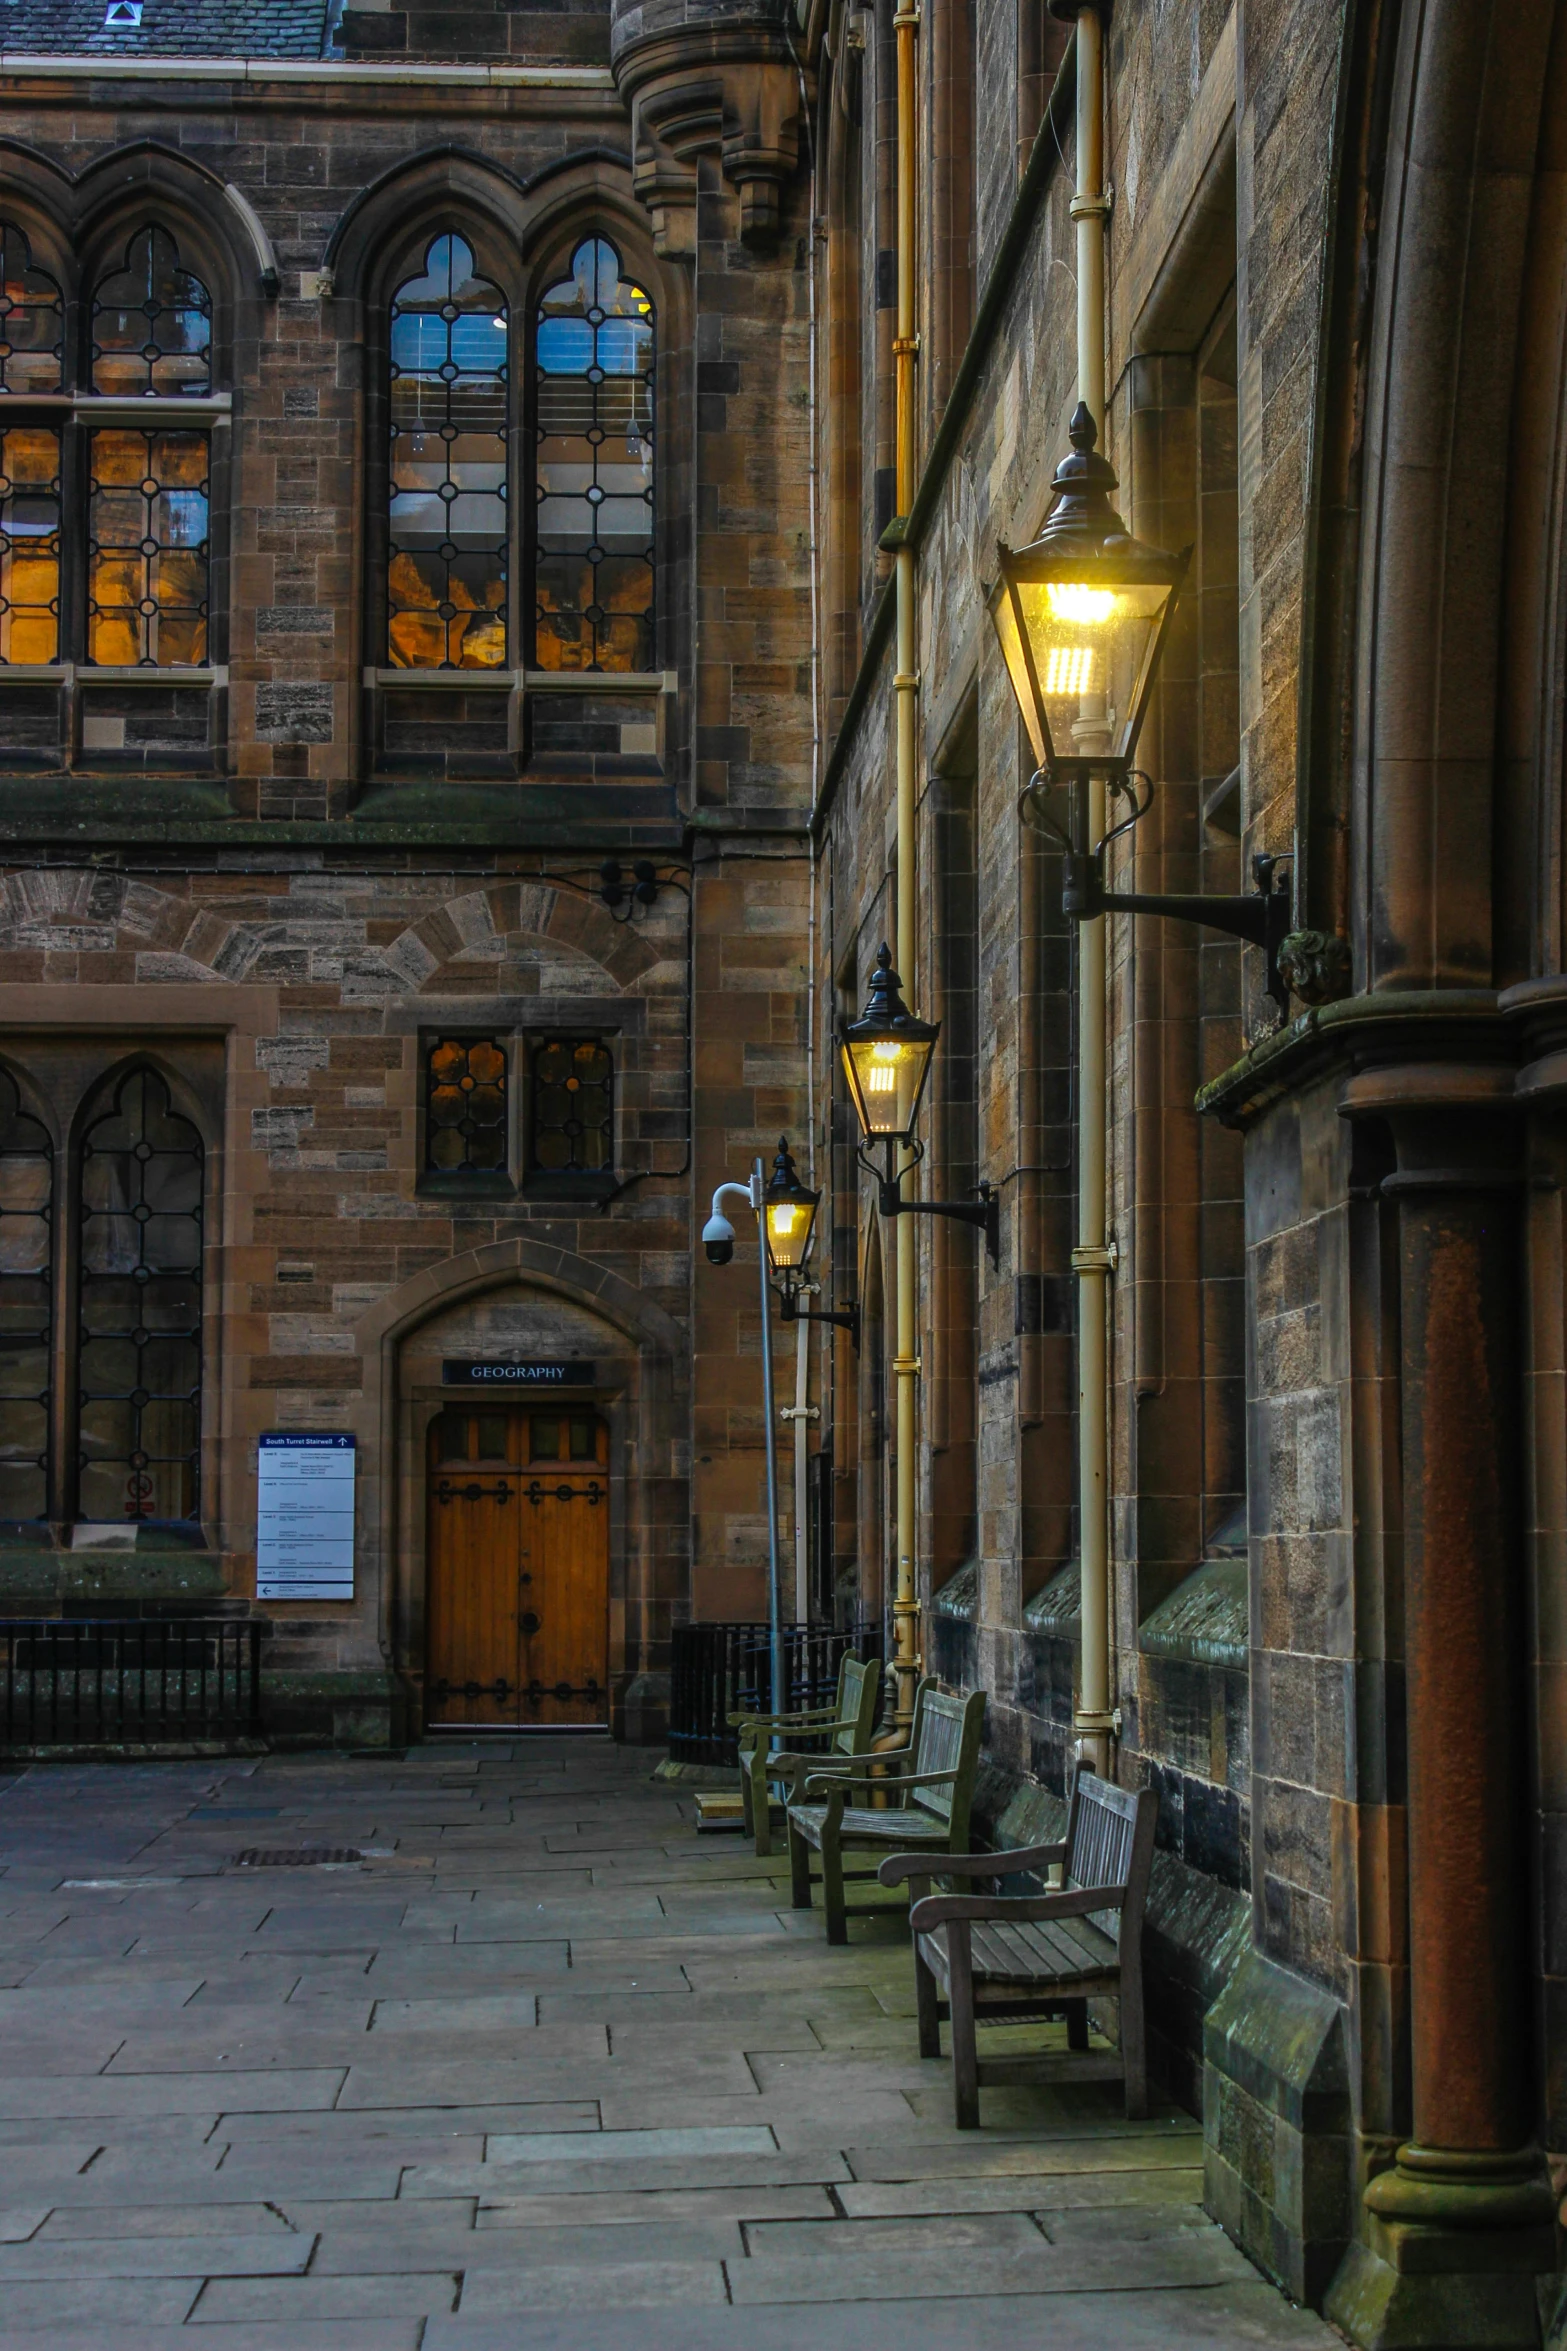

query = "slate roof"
[0, 0, 335, 57]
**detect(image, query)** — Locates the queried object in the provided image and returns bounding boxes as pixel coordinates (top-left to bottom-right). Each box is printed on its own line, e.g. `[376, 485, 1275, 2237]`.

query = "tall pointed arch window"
[76, 1066, 203, 1524]
[0, 225, 64, 666]
[388, 233, 508, 670]
[0, 1069, 52, 1522]
[534, 235, 654, 673]
[87, 227, 213, 668]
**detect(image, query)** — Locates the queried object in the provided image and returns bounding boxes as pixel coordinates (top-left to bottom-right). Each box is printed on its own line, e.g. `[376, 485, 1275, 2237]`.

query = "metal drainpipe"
[891, 0, 922, 1734]
[1069, 3, 1117, 1777]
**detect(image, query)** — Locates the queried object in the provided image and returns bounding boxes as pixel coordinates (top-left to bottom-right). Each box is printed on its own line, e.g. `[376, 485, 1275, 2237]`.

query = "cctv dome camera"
[703, 1211, 736, 1266]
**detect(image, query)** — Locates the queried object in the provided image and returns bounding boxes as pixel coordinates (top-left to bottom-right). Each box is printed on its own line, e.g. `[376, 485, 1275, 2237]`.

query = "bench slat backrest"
[908, 1686, 986, 1844]
[834, 1655, 880, 1756]
[1065, 1767, 1159, 1950]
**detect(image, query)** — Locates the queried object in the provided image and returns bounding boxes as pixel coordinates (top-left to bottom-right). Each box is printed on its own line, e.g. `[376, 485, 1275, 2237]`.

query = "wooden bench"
[786, 1684, 985, 1945]
[878, 1764, 1158, 2126]
[728, 1652, 881, 1859]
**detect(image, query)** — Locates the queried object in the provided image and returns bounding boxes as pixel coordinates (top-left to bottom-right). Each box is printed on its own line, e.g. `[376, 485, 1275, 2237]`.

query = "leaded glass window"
[388, 234, 508, 671]
[87, 427, 209, 666]
[528, 1038, 613, 1175]
[534, 236, 654, 673]
[90, 227, 211, 398]
[77, 1066, 202, 1523]
[0, 425, 60, 663]
[0, 226, 62, 395]
[426, 1036, 508, 1174]
[0, 1071, 51, 1522]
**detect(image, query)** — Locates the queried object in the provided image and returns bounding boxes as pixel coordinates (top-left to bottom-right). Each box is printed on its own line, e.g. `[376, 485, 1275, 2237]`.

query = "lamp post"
[837, 948, 1000, 1728]
[986, 399, 1292, 1773]
[702, 1162, 786, 1735]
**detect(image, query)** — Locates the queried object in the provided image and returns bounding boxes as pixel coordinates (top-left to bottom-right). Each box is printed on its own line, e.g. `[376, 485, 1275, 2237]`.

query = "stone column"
[1330, 1065, 1554, 2350]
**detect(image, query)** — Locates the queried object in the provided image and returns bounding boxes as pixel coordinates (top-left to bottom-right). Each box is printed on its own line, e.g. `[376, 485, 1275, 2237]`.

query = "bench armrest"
[908, 1882, 1129, 1930]
[727, 1705, 840, 1730]
[800, 1766, 959, 1803]
[877, 1840, 1067, 1886]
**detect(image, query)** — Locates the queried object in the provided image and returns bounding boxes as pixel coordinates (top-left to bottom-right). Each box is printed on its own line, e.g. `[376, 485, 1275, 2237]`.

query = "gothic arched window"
[87, 228, 213, 667]
[534, 235, 654, 673]
[0, 225, 64, 665]
[0, 1069, 52, 1522]
[0, 225, 63, 396]
[388, 233, 509, 671]
[76, 1066, 203, 1524]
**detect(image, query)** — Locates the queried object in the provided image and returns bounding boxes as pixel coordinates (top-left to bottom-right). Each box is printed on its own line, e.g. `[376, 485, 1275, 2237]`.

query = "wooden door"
[425, 1406, 608, 1728]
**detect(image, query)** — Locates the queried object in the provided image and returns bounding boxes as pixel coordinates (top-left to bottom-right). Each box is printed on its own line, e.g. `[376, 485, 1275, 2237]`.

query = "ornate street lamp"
[988, 402, 1294, 1014]
[762, 1137, 859, 1347]
[839, 946, 999, 1262]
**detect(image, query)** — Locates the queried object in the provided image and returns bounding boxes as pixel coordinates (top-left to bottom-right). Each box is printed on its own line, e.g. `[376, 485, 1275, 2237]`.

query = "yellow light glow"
[871, 1041, 902, 1058]
[1044, 644, 1097, 695]
[1046, 583, 1118, 625]
[769, 1204, 799, 1237]
[865, 1065, 898, 1093]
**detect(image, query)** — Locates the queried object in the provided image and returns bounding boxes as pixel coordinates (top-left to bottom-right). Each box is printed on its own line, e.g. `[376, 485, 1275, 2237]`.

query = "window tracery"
[534, 235, 654, 674]
[76, 1066, 203, 1524]
[388, 233, 509, 670]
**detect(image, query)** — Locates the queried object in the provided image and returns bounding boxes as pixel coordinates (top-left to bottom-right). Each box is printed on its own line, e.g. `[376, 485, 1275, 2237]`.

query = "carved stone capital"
[611, 2, 803, 253]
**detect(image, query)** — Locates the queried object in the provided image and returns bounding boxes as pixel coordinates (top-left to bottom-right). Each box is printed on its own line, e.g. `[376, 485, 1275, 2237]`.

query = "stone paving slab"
[0, 1736, 1341, 2348]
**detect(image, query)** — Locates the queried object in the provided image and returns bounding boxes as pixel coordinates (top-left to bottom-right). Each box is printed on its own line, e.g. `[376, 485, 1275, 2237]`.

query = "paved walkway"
[0, 1736, 1341, 2350]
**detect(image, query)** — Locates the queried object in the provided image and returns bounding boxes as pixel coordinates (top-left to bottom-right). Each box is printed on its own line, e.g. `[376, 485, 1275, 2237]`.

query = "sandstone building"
[0, 0, 1559, 2340]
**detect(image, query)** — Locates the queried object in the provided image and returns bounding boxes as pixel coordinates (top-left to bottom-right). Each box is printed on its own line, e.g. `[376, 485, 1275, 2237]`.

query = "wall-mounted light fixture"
[839, 946, 999, 1264]
[989, 402, 1293, 1015]
[762, 1138, 860, 1349]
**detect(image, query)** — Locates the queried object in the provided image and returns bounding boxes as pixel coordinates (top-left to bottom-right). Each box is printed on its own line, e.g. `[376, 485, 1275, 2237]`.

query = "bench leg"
[787, 1816, 813, 1909]
[821, 1836, 848, 1945]
[947, 1920, 980, 2129]
[913, 1933, 941, 2060]
[1121, 1980, 1148, 2121]
[1065, 1997, 1089, 2051]
[748, 1749, 773, 1859]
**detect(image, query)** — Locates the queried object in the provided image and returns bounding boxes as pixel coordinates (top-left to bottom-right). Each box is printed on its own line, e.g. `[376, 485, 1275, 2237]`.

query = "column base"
[1325, 2146, 1557, 2351]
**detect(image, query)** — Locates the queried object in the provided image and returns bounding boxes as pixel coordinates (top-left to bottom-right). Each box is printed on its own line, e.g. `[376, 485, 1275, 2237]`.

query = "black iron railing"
[668, 1620, 884, 1766]
[0, 1618, 263, 1747]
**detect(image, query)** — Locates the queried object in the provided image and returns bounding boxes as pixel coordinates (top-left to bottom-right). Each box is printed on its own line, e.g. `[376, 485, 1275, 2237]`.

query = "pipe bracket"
[1071, 1242, 1120, 1274]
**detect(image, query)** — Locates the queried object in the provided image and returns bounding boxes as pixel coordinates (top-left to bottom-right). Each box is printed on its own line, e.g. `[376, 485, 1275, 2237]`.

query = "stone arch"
[1350, 0, 1561, 989]
[356, 1240, 687, 1735]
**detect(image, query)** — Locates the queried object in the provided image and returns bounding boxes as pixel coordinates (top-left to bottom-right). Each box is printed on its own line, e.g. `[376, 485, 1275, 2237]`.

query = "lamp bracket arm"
[877, 1179, 1001, 1267]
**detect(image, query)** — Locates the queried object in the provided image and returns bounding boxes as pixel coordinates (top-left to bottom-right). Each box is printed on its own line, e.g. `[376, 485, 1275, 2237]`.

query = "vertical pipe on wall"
[1070, 2, 1116, 1775]
[890, 0, 922, 1733]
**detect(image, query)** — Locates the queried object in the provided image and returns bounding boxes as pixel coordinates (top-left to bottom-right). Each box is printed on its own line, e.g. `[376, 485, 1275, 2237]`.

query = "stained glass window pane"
[88, 428, 209, 667]
[534, 236, 654, 674]
[0, 1069, 51, 1521]
[91, 227, 211, 398]
[426, 1035, 508, 1173]
[77, 1067, 202, 1523]
[0, 425, 60, 664]
[389, 234, 508, 671]
[0, 225, 63, 395]
[529, 1037, 613, 1174]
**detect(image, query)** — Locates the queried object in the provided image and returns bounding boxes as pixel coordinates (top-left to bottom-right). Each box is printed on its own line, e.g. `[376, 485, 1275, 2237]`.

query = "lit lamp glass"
[763, 1138, 820, 1275]
[839, 944, 939, 1149]
[987, 405, 1188, 776]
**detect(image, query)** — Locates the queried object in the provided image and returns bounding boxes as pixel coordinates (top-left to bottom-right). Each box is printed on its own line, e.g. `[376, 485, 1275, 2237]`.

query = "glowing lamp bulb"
[1047, 582, 1118, 624]
[1044, 645, 1097, 695]
[769, 1204, 799, 1238]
